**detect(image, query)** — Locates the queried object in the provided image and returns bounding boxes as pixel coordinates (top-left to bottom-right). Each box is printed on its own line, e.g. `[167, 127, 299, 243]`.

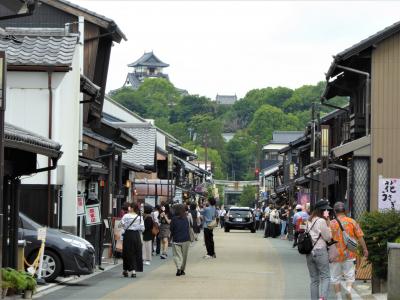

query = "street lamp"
[320, 125, 330, 200]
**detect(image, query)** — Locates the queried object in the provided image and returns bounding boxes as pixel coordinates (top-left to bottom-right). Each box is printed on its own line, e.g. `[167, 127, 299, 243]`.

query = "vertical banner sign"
[77, 196, 85, 215]
[378, 177, 400, 210]
[168, 153, 173, 172]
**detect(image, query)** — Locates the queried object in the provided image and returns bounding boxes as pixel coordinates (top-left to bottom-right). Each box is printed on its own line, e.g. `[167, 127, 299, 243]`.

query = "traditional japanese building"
[124, 51, 170, 89]
[215, 94, 237, 105]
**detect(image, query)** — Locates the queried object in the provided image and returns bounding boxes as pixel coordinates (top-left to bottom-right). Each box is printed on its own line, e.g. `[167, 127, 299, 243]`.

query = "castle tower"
[124, 51, 169, 89]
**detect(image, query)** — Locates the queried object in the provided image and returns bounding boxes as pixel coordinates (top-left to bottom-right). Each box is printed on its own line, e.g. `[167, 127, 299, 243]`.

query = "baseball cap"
[295, 204, 303, 210]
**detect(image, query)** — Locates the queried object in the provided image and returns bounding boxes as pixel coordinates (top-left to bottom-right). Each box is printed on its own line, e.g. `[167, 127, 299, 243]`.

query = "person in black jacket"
[142, 205, 154, 266]
[170, 204, 190, 276]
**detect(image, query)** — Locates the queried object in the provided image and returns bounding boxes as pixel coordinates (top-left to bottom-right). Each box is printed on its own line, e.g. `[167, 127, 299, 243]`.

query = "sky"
[71, 0, 400, 99]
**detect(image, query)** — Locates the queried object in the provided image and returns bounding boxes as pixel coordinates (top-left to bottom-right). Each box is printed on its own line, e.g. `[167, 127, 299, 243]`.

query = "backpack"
[297, 218, 321, 255]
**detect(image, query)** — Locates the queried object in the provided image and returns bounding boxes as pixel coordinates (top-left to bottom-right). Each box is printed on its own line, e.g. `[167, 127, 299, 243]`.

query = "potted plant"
[1, 280, 13, 299]
[22, 273, 37, 299]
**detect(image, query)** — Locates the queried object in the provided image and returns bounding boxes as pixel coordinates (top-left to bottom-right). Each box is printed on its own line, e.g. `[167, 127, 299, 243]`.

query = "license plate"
[236, 218, 243, 222]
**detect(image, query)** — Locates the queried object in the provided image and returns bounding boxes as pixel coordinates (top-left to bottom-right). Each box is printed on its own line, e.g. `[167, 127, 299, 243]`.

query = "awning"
[331, 135, 370, 158]
[123, 160, 151, 173]
[175, 156, 210, 176]
[5, 123, 61, 159]
[79, 157, 108, 175]
[168, 143, 197, 160]
[263, 163, 282, 177]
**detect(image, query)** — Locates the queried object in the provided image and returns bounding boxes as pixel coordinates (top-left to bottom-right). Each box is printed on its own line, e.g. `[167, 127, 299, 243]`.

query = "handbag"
[151, 222, 160, 236]
[336, 217, 358, 252]
[207, 219, 218, 229]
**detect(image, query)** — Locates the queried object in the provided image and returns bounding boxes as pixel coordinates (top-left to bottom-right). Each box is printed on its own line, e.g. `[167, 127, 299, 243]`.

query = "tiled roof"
[0, 35, 77, 66]
[112, 123, 156, 168]
[168, 142, 197, 160]
[5, 123, 62, 158]
[83, 127, 126, 150]
[128, 52, 169, 68]
[271, 131, 304, 144]
[40, 0, 126, 42]
[125, 73, 141, 89]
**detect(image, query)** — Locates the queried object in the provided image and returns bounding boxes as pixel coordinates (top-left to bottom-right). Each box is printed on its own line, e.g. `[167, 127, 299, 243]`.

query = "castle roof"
[128, 52, 169, 68]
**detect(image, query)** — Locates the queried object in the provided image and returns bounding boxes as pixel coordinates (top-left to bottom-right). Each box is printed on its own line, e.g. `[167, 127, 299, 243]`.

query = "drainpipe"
[47, 70, 53, 226]
[336, 65, 370, 135]
[78, 16, 84, 152]
[328, 163, 351, 208]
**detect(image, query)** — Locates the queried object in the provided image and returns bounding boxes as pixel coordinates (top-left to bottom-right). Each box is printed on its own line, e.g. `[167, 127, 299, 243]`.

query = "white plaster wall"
[157, 131, 166, 150]
[103, 98, 145, 123]
[5, 46, 80, 231]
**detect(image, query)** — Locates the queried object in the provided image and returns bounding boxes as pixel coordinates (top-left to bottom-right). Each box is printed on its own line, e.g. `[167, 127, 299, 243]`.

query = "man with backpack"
[330, 202, 368, 300]
[292, 204, 309, 247]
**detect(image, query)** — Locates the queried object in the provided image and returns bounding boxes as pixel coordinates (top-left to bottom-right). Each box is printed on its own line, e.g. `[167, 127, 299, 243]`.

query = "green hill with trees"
[110, 78, 347, 181]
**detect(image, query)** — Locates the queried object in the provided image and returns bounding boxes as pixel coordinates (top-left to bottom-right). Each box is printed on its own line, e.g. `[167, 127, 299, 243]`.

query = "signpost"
[34, 227, 47, 284]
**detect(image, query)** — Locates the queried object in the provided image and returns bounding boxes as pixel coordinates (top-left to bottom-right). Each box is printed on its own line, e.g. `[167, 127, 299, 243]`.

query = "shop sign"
[77, 196, 85, 215]
[378, 177, 400, 210]
[85, 204, 102, 226]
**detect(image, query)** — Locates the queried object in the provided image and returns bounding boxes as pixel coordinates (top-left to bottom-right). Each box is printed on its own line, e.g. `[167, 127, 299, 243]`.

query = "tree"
[239, 185, 257, 207]
[173, 95, 215, 123]
[182, 143, 226, 180]
[248, 104, 301, 143]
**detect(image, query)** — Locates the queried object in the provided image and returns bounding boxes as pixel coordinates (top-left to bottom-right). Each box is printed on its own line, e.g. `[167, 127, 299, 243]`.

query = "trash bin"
[17, 240, 26, 272]
[387, 242, 400, 300]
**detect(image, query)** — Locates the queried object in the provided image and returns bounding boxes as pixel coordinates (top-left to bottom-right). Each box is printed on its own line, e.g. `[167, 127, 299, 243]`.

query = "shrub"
[359, 210, 400, 279]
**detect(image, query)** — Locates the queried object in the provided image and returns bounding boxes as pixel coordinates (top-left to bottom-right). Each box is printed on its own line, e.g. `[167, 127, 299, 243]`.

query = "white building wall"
[103, 97, 145, 123]
[5, 47, 80, 232]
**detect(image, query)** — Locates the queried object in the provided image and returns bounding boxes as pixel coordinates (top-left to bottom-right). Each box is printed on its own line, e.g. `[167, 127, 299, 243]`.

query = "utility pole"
[204, 128, 208, 174]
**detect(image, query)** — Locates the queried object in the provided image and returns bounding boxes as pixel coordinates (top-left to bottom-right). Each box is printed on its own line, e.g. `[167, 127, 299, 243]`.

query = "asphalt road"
[35, 228, 322, 300]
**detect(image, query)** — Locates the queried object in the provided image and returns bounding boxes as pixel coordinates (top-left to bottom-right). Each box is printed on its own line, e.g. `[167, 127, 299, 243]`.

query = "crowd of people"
[256, 200, 368, 300]
[118, 197, 219, 278]
[118, 197, 368, 300]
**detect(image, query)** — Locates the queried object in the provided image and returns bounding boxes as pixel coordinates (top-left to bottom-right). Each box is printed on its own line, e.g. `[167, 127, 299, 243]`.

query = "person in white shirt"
[218, 207, 226, 228]
[306, 200, 333, 300]
[120, 202, 145, 278]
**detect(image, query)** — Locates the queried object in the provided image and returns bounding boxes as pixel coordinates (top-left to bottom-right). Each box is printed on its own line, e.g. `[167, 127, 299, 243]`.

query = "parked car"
[224, 207, 256, 233]
[19, 213, 95, 282]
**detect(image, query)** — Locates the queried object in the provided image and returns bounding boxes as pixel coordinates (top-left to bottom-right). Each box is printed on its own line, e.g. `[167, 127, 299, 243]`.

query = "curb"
[33, 260, 121, 299]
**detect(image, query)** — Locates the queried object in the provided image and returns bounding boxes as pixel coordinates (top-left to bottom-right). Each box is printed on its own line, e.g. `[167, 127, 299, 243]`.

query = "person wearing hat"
[306, 199, 333, 300]
[292, 204, 309, 247]
[329, 202, 368, 300]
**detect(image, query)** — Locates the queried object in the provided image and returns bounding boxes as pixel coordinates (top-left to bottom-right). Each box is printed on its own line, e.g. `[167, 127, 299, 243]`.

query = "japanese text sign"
[85, 204, 102, 226]
[378, 177, 400, 211]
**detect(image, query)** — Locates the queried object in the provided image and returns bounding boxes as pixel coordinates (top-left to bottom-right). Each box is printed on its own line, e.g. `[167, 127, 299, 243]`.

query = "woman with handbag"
[189, 202, 201, 241]
[305, 200, 333, 300]
[159, 204, 172, 259]
[120, 202, 145, 278]
[142, 205, 154, 266]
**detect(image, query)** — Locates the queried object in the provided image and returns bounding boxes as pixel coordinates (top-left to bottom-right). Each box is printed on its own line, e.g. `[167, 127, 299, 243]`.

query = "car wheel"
[29, 250, 62, 282]
[224, 227, 230, 232]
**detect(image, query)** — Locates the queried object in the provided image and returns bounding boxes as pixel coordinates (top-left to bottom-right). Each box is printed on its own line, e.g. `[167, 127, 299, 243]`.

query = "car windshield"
[20, 212, 42, 230]
[229, 210, 250, 217]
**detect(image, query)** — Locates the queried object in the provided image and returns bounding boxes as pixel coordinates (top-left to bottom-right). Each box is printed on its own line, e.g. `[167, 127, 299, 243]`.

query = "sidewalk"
[264, 233, 386, 300]
[32, 259, 121, 299]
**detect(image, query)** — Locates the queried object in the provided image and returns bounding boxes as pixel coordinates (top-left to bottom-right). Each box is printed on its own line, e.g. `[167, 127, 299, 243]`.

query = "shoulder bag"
[336, 217, 358, 252]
